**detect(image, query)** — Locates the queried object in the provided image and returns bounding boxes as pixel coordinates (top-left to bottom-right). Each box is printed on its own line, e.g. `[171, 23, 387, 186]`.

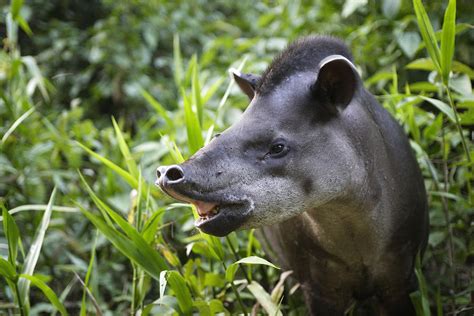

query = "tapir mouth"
[157, 184, 252, 237]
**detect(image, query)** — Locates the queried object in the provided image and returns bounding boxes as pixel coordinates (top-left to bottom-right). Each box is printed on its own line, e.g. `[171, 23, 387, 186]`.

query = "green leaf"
[428, 231, 446, 247]
[111, 117, 139, 178]
[1, 107, 35, 144]
[0, 257, 16, 280]
[396, 31, 421, 59]
[2, 206, 20, 266]
[17, 15, 32, 36]
[225, 263, 239, 282]
[76, 141, 138, 189]
[191, 55, 203, 127]
[10, 0, 24, 19]
[21, 56, 49, 100]
[141, 209, 165, 243]
[209, 299, 226, 314]
[19, 274, 68, 316]
[408, 82, 438, 93]
[226, 256, 279, 282]
[342, 0, 367, 18]
[235, 256, 279, 269]
[413, 0, 442, 73]
[18, 187, 57, 305]
[80, 230, 98, 316]
[412, 255, 431, 316]
[193, 300, 211, 316]
[173, 34, 183, 87]
[181, 88, 203, 154]
[166, 271, 193, 315]
[247, 281, 283, 316]
[141, 89, 173, 128]
[459, 108, 474, 125]
[406, 58, 436, 71]
[202, 77, 225, 105]
[382, 0, 401, 19]
[440, 0, 456, 83]
[2, 204, 78, 218]
[449, 73, 472, 95]
[79, 207, 167, 280]
[78, 175, 168, 271]
[420, 96, 456, 122]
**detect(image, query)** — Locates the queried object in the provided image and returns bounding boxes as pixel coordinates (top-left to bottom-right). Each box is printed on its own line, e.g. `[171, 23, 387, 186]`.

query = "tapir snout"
[156, 160, 253, 237]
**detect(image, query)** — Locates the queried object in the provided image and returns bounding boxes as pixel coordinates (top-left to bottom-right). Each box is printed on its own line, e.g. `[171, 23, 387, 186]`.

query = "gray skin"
[156, 36, 429, 315]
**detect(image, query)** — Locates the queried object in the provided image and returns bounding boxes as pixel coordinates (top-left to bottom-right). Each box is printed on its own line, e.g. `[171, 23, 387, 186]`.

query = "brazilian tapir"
[156, 36, 429, 315]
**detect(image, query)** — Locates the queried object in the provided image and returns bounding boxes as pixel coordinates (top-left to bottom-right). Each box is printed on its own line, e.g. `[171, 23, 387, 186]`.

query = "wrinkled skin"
[156, 37, 428, 315]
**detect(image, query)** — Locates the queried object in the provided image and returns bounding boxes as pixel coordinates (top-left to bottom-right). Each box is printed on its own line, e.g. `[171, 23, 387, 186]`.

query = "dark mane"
[256, 35, 353, 95]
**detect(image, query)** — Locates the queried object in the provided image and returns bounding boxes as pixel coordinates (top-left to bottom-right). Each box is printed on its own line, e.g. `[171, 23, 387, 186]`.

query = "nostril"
[166, 166, 184, 182]
[156, 169, 162, 179]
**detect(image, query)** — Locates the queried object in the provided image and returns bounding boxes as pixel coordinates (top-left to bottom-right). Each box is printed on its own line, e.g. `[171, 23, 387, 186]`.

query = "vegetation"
[0, 0, 473, 314]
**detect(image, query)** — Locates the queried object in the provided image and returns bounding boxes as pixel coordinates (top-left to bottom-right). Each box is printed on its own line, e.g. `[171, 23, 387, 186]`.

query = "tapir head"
[156, 36, 367, 236]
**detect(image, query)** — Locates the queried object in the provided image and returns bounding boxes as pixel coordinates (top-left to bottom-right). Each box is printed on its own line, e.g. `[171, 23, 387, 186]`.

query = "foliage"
[0, 0, 473, 315]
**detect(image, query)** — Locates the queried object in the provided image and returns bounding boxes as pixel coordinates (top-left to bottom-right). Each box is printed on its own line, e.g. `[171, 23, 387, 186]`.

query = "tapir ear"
[231, 69, 261, 100]
[312, 55, 358, 110]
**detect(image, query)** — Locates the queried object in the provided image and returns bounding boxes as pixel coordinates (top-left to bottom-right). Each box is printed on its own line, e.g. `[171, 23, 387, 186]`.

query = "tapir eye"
[267, 140, 289, 158]
[270, 144, 285, 154]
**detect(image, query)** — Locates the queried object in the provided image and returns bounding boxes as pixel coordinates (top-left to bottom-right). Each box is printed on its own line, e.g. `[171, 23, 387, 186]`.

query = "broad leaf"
[440, 0, 456, 83]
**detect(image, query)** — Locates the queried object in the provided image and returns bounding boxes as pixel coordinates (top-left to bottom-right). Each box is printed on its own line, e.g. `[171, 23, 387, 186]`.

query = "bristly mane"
[256, 35, 353, 95]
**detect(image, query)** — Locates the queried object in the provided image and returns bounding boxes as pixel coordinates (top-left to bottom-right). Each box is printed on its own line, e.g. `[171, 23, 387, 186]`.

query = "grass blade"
[10, 0, 24, 19]
[1, 205, 78, 219]
[191, 55, 203, 126]
[202, 77, 225, 105]
[18, 187, 57, 308]
[204, 57, 247, 145]
[76, 141, 138, 188]
[141, 89, 173, 128]
[413, 0, 442, 73]
[1, 107, 35, 144]
[181, 88, 203, 154]
[111, 117, 139, 178]
[79, 207, 167, 280]
[173, 34, 183, 87]
[440, 0, 456, 83]
[78, 174, 167, 269]
[80, 230, 99, 316]
[19, 274, 68, 316]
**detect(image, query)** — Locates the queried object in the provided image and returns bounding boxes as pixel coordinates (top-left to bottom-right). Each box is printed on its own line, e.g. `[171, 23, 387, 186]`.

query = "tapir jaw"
[156, 180, 253, 237]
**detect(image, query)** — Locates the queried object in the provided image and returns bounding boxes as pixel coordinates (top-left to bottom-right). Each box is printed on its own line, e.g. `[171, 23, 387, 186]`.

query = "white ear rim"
[318, 54, 357, 72]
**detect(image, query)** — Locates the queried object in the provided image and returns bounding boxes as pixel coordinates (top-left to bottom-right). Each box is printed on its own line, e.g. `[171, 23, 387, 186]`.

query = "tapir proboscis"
[156, 35, 429, 315]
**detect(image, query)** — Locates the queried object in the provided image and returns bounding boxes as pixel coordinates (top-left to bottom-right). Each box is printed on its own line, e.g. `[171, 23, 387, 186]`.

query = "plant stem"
[131, 264, 138, 316]
[226, 236, 251, 283]
[444, 85, 472, 203]
[441, 126, 454, 270]
[14, 282, 24, 316]
[222, 262, 248, 315]
[442, 124, 457, 315]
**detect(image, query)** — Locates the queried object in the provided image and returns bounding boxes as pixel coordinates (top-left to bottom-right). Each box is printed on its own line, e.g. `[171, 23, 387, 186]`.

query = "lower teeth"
[201, 207, 220, 220]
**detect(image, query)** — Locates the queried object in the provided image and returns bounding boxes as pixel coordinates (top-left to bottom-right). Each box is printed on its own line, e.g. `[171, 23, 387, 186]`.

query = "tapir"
[156, 36, 429, 315]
